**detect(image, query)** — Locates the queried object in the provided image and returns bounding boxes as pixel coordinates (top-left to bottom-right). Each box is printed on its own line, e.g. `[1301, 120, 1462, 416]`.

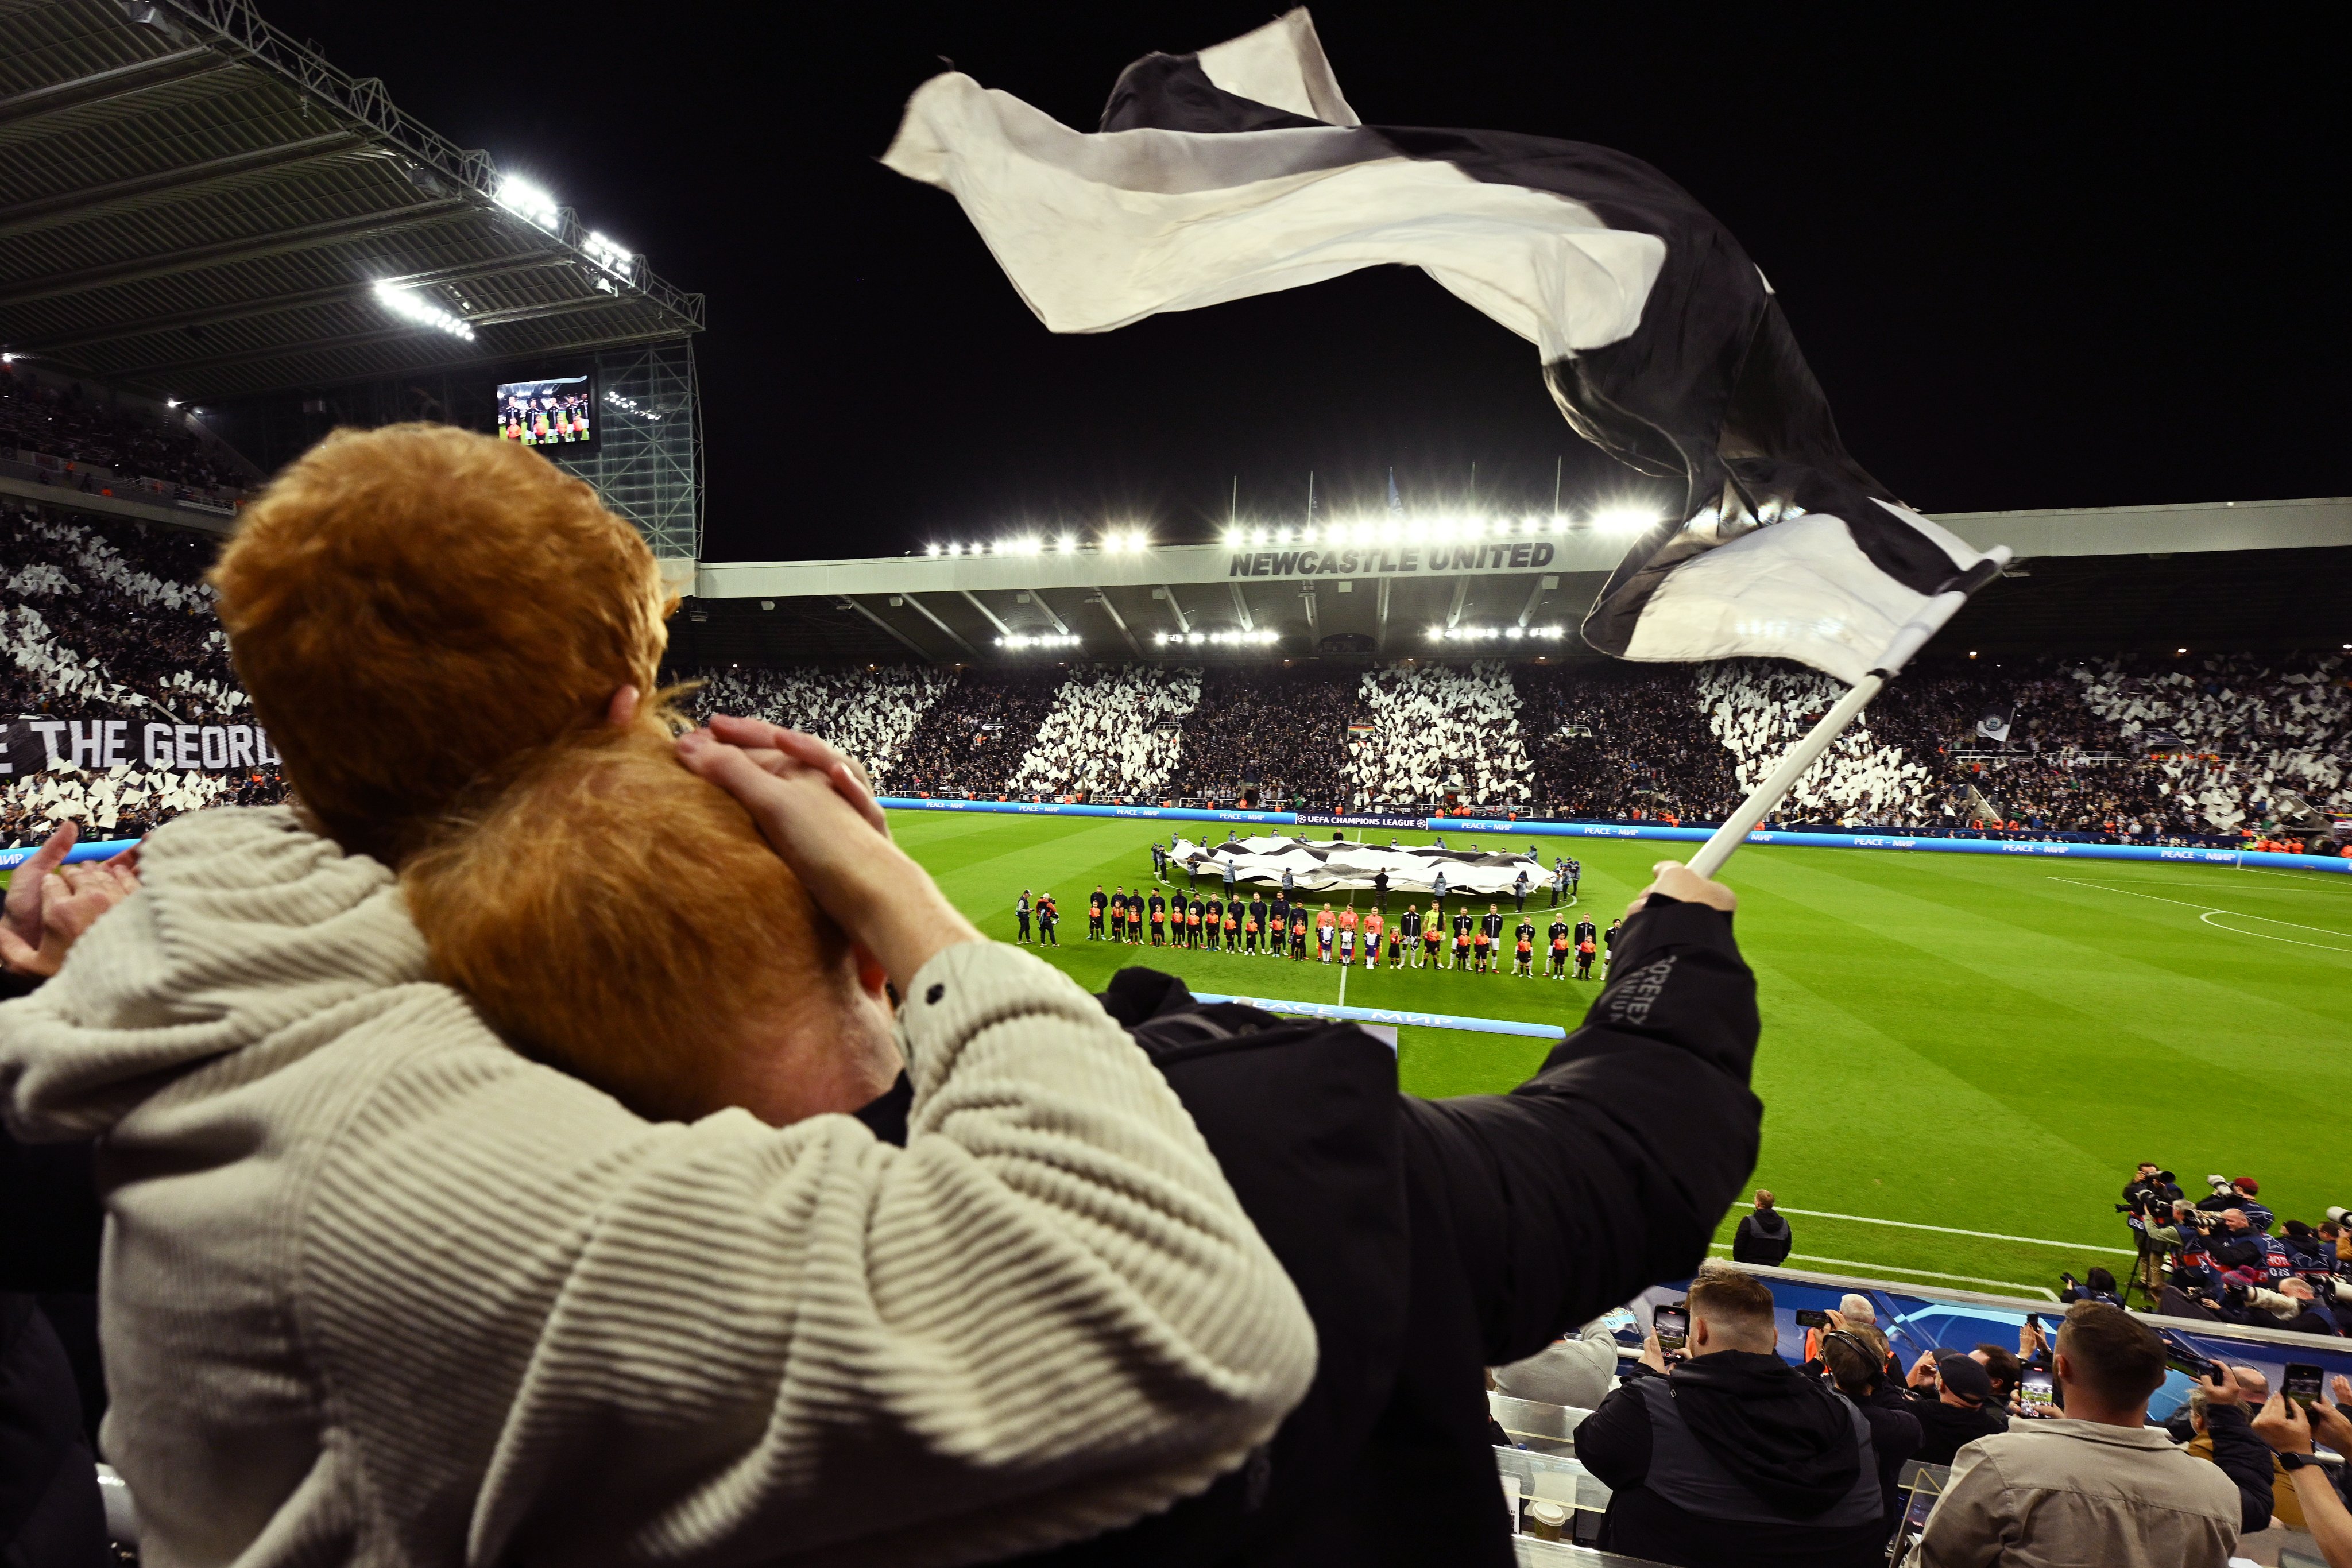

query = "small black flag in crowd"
[884, 9, 1996, 685]
[1976, 702, 2015, 744]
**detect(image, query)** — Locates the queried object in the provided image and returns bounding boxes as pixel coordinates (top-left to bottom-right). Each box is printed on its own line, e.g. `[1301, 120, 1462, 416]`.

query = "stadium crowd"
[1168, 663, 1356, 804]
[1348, 660, 1533, 807]
[1521, 663, 1743, 822]
[686, 663, 952, 786]
[1698, 660, 1936, 828]
[1009, 664, 1202, 798]
[877, 665, 1065, 795]
[0, 369, 250, 495]
[0, 500, 284, 844]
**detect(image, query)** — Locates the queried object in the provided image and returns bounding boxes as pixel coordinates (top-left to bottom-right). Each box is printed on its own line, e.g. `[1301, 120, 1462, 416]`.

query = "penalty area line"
[1772, 1206, 2133, 1256]
[1709, 1243, 2061, 1300]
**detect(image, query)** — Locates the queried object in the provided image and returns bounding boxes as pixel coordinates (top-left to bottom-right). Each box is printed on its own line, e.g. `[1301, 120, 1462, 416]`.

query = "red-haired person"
[0, 424, 1313, 1566]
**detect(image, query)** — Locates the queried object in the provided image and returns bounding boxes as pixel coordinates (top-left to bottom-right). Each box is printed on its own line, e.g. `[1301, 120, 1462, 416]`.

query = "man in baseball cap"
[1905, 1349, 2009, 1464]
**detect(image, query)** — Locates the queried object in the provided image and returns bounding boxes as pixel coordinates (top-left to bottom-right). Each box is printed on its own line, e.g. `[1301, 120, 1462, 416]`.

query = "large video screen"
[497, 375, 594, 450]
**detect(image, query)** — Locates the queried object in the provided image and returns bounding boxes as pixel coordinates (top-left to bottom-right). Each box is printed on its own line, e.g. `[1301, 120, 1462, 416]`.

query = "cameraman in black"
[2123, 1163, 2182, 1212]
[2115, 1167, 2182, 1303]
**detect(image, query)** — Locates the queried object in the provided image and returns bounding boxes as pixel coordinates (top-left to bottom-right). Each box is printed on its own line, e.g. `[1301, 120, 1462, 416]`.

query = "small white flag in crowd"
[884, 9, 1999, 687]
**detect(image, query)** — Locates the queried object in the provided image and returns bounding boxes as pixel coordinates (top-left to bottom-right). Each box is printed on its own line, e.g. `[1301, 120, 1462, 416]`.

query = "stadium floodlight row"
[672, 495, 2352, 669]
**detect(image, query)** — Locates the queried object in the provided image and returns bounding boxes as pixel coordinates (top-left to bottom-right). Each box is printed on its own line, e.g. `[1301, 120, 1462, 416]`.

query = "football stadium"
[1, 3, 2347, 1565]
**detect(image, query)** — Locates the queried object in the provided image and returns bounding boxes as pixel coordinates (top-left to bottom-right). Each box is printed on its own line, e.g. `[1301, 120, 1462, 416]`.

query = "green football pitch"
[895, 810, 2352, 1302]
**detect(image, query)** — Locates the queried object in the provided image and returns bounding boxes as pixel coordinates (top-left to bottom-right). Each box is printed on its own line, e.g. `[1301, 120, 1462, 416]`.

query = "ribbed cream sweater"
[0, 808, 1315, 1567]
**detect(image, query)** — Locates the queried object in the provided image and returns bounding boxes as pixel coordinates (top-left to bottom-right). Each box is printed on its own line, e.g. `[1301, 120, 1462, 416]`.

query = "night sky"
[260, 2, 2344, 562]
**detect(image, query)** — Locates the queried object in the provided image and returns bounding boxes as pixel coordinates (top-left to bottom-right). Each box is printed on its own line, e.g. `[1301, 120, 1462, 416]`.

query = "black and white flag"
[1975, 702, 2014, 744]
[883, 9, 1995, 686]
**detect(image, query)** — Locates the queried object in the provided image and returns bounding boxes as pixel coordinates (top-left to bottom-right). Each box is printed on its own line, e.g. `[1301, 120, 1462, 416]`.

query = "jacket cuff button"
[926, 983, 946, 1005]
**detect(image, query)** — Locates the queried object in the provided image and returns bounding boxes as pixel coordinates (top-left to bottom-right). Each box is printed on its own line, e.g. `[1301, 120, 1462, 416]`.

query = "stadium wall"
[878, 797, 2352, 874]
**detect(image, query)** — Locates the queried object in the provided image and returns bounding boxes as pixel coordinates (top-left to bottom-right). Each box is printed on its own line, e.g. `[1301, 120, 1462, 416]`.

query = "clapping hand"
[0, 821, 141, 978]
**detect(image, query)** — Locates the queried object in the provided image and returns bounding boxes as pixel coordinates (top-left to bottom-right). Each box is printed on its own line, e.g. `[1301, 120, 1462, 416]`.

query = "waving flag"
[883, 9, 1997, 686]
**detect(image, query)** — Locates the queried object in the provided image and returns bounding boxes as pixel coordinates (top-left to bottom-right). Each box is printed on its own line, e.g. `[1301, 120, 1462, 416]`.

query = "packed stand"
[879, 667, 1065, 796]
[0, 500, 283, 845]
[1348, 660, 1533, 809]
[1522, 662, 1742, 822]
[0, 368, 250, 496]
[684, 664, 952, 787]
[1695, 660, 1938, 827]
[1010, 665, 1202, 798]
[1173, 663, 1355, 806]
[2073, 653, 2351, 831]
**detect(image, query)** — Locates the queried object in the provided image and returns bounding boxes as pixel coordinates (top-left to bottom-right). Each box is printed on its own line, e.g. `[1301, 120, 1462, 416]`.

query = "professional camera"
[2326, 1206, 2350, 1226]
[2206, 1174, 2237, 1198]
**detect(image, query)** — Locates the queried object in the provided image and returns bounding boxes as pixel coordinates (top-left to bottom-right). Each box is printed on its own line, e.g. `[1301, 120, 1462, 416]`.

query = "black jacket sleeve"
[1571, 1373, 1656, 1492]
[1395, 895, 1762, 1364]
[2202, 1404, 2277, 1534]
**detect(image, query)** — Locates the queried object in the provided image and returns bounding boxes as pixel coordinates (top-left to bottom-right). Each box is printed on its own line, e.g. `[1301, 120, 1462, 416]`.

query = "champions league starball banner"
[1, 715, 282, 776]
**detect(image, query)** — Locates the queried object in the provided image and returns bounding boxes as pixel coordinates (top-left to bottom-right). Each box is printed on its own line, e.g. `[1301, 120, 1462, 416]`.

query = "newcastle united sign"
[1228, 541, 1558, 579]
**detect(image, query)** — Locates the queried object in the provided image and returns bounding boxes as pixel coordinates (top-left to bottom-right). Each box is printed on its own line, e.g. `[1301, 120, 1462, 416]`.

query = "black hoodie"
[1576, 1352, 1885, 1568]
[1732, 1207, 1793, 1265]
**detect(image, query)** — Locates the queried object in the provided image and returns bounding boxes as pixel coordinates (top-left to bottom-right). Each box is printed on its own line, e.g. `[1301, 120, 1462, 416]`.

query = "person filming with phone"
[1913, 1302, 2273, 1567]
[1575, 1264, 1889, 1567]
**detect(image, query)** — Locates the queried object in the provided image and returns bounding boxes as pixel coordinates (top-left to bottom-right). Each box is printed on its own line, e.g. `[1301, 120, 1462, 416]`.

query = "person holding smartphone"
[1914, 1303, 2272, 1567]
[2252, 1376, 2352, 1568]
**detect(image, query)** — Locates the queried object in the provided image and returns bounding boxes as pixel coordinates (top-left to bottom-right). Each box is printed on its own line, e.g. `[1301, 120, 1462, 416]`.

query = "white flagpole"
[1685, 548, 2011, 880]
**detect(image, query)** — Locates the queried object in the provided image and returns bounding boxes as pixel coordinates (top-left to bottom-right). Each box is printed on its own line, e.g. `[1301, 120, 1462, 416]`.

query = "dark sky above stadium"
[264, 2, 2342, 562]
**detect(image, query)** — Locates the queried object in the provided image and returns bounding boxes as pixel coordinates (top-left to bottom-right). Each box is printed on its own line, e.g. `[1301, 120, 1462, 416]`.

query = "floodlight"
[1058, 533, 1076, 552]
[496, 175, 562, 233]
[1129, 530, 1150, 551]
[1428, 626, 1445, 640]
[164, 397, 178, 408]
[370, 281, 474, 341]
[1251, 526, 1268, 546]
[1506, 626, 1523, 639]
[947, 541, 963, 556]
[926, 543, 941, 557]
[0, 353, 13, 363]
[583, 230, 634, 280]
[1591, 507, 1659, 534]
[1155, 632, 1169, 645]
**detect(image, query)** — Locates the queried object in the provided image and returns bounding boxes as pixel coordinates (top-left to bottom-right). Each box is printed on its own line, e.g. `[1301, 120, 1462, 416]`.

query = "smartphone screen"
[1794, 1308, 1829, 1329]
[1654, 1304, 1689, 1354]
[2020, 1370, 2057, 1411]
[2287, 1364, 2325, 1409]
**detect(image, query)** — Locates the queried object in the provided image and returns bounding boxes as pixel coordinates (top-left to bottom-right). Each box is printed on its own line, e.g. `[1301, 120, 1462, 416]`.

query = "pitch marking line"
[2051, 877, 2352, 953]
[1708, 1243, 2060, 1300]
[1773, 1206, 2133, 1257]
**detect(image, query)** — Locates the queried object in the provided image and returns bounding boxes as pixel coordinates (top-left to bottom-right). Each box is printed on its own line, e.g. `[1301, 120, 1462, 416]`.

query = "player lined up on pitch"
[1056, 872, 1615, 978]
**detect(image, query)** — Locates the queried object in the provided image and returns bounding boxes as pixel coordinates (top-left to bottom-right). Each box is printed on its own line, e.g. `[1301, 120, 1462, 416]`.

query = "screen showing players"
[497, 375, 594, 449]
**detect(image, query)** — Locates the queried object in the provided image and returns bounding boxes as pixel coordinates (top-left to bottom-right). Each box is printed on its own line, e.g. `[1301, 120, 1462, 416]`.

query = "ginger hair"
[401, 725, 849, 1121]
[210, 423, 671, 866]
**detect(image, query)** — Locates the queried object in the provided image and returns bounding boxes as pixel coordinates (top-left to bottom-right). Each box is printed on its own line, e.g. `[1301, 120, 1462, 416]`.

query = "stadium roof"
[0, 0, 702, 405]
[668, 496, 2352, 668]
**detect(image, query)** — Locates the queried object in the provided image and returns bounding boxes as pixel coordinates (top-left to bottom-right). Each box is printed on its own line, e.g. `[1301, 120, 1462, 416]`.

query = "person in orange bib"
[1289, 908, 1309, 959]
[1316, 904, 1336, 963]
[1222, 906, 1239, 952]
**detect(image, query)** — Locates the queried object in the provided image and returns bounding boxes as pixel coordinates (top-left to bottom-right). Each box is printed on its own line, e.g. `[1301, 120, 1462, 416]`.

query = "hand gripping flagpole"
[1685, 548, 2013, 880]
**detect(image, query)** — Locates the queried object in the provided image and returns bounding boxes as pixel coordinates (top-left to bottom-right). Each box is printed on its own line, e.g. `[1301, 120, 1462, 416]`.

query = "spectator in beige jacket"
[1914, 1302, 2267, 1567]
[0, 424, 1317, 1567]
